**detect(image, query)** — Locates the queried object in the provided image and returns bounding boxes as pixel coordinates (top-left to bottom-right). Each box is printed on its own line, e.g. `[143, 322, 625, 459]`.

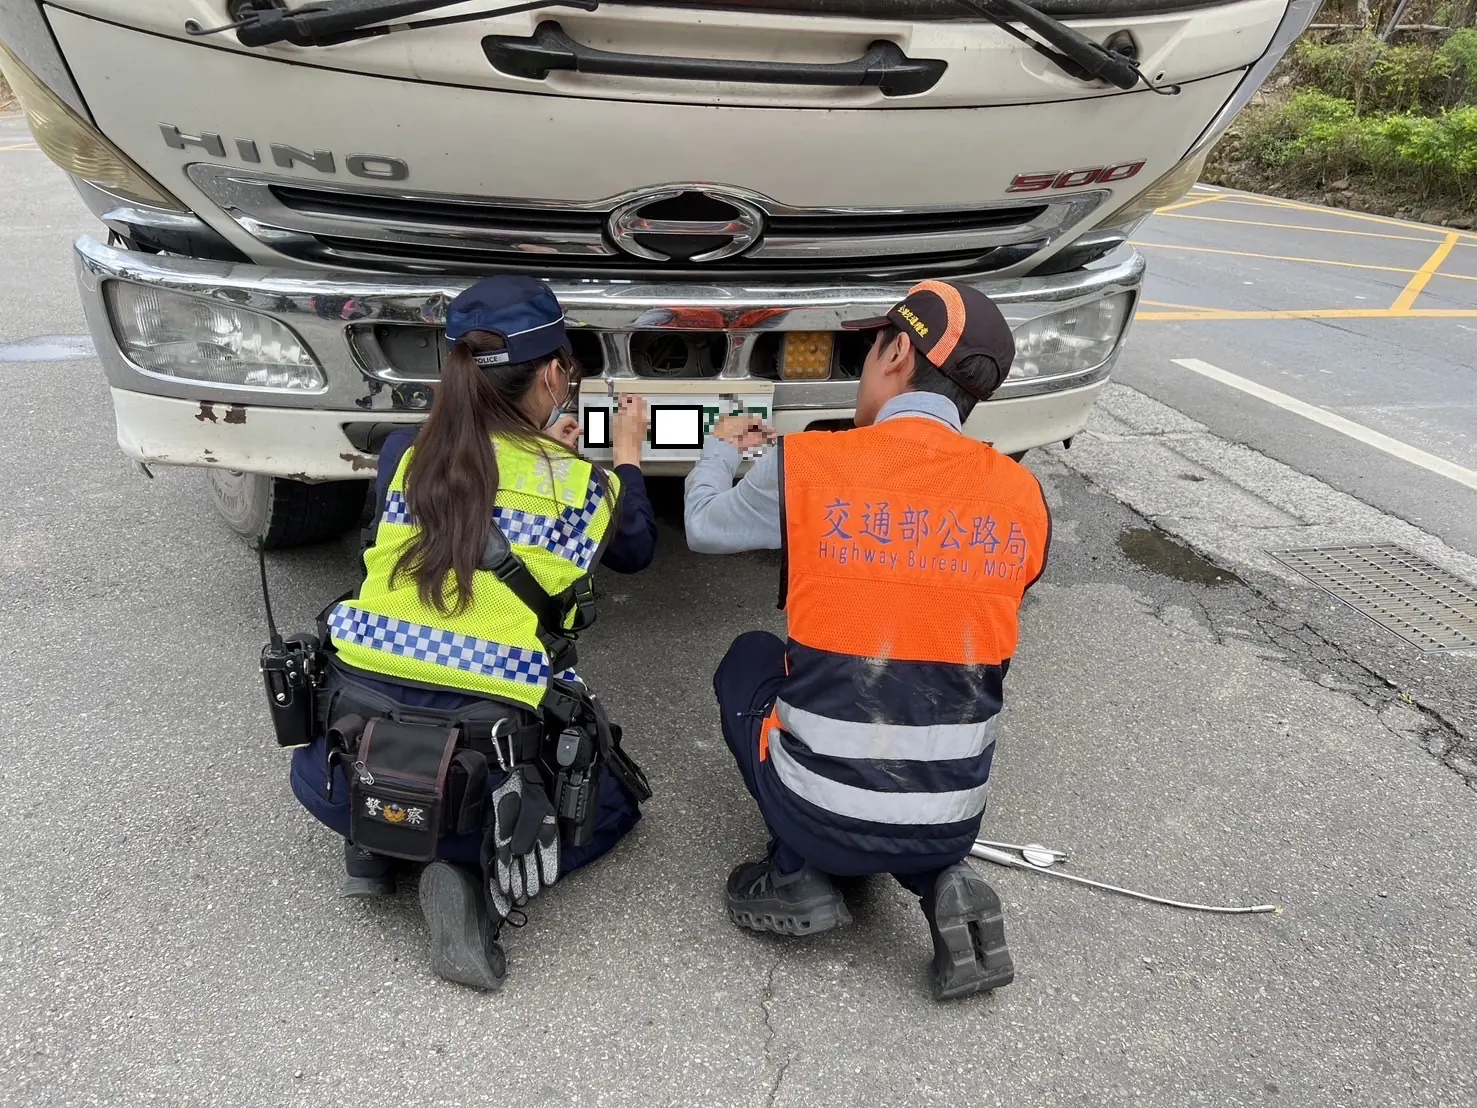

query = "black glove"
[483, 767, 560, 924]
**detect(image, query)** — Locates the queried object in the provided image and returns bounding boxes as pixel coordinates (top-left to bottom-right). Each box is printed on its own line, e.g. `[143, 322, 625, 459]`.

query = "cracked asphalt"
[3, 116, 1477, 1107]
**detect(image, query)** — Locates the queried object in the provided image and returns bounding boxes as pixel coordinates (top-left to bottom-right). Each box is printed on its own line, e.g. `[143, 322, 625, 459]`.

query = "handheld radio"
[257, 541, 322, 749]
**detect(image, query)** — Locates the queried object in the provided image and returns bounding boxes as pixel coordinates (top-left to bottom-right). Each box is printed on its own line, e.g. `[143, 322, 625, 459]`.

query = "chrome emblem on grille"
[607, 188, 764, 263]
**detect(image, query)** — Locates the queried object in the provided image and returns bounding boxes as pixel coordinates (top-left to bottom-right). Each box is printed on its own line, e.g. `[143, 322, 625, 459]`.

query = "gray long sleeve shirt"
[683, 391, 963, 554]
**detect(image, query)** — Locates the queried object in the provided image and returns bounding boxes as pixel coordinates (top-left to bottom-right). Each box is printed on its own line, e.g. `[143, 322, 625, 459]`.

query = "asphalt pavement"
[3, 113, 1476, 1108]
[1121, 185, 1477, 553]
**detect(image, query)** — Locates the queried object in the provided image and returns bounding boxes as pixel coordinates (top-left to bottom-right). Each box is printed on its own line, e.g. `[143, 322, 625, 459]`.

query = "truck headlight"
[107, 283, 325, 392]
[1011, 292, 1133, 380]
[0, 40, 185, 211]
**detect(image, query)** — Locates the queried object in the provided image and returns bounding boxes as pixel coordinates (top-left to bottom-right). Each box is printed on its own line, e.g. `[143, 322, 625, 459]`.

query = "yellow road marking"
[1141, 298, 1220, 311]
[1172, 194, 1477, 246]
[1219, 194, 1334, 213]
[1157, 211, 1450, 246]
[1137, 307, 1477, 321]
[1391, 232, 1461, 311]
[1216, 192, 1477, 242]
[1131, 240, 1477, 285]
[1155, 193, 1227, 214]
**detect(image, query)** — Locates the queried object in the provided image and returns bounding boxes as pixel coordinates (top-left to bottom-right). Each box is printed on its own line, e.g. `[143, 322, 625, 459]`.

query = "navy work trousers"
[713, 630, 952, 899]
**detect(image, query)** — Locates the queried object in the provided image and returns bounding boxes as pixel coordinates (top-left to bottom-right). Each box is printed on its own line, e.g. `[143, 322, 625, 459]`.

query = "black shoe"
[922, 863, 1014, 1001]
[726, 858, 853, 937]
[418, 862, 507, 991]
[341, 841, 396, 899]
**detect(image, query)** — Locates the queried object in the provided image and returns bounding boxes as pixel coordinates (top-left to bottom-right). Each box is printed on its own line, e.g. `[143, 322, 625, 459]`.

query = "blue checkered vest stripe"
[327, 606, 554, 686]
[383, 476, 604, 572]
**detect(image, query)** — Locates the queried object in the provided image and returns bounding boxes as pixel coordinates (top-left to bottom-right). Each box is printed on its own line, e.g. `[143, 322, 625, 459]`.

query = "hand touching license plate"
[579, 380, 776, 461]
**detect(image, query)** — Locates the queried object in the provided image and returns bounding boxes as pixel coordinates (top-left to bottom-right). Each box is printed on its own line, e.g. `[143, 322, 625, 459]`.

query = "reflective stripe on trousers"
[765, 727, 992, 826]
[773, 698, 998, 761]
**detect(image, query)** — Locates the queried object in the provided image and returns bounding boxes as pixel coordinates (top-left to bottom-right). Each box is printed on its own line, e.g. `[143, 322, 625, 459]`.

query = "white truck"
[1, 0, 1318, 546]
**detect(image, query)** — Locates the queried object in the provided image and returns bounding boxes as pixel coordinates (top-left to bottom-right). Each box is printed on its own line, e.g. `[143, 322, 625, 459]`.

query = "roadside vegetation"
[1207, 5, 1477, 224]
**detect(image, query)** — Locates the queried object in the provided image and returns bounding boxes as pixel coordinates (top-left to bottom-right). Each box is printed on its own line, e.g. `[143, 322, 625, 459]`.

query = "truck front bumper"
[75, 235, 1144, 479]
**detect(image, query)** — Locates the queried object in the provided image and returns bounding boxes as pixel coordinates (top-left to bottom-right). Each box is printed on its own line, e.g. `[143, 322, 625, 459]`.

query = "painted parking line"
[1171, 189, 1477, 242]
[1171, 358, 1477, 492]
[1158, 211, 1453, 246]
[1212, 192, 1477, 242]
[1134, 211, 1474, 320]
[1392, 233, 1462, 311]
[1142, 307, 1477, 321]
[1140, 298, 1224, 311]
[1155, 193, 1228, 214]
[1130, 240, 1477, 283]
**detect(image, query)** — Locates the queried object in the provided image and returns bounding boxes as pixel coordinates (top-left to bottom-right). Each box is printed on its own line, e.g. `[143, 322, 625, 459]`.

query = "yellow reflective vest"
[327, 435, 620, 709]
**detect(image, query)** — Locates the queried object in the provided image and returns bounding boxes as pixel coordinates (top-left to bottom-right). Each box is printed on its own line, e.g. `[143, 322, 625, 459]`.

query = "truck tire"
[206, 470, 371, 549]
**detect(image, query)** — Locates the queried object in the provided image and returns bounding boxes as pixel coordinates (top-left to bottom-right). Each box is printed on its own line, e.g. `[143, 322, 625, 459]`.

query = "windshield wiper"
[191, 0, 1175, 96]
[186, 0, 599, 49]
[950, 0, 1179, 95]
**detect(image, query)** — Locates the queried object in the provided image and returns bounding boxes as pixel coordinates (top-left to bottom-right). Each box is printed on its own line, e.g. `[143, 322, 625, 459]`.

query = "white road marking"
[1171, 358, 1477, 493]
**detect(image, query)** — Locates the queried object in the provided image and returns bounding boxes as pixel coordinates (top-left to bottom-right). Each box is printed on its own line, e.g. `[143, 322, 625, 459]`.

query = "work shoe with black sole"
[418, 861, 507, 992]
[341, 841, 396, 899]
[726, 858, 853, 937]
[922, 863, 1014, 1001]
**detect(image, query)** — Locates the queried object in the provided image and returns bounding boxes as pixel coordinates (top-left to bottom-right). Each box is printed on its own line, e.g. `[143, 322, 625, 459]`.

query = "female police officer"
[288, 275, 652, 990]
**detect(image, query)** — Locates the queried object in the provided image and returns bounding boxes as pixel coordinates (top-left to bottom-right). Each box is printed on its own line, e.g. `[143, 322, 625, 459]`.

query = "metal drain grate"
[1268, 544, 1477, 653]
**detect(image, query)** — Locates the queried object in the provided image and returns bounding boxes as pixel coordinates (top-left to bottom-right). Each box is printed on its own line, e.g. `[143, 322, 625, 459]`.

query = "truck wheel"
[206, 470, 370, 549]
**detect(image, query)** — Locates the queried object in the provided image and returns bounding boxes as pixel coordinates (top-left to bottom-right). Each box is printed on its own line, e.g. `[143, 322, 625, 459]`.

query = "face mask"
[542, 364, 574, 430]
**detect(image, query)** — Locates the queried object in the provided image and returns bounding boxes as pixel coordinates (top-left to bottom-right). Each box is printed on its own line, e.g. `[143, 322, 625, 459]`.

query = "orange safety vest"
[763, 413, 1050, 851]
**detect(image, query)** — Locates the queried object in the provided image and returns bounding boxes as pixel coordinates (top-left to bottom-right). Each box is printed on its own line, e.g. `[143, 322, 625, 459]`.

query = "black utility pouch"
[348, 719, 460, 862]
[444, 750, 489, 836]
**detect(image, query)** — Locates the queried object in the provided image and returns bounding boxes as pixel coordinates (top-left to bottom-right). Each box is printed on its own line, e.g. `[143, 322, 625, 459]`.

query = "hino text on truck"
[1, 0, 1319, 547]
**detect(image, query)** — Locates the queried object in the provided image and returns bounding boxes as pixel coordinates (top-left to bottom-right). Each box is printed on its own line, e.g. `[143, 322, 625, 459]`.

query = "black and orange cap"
[844, 280, 1015, 400]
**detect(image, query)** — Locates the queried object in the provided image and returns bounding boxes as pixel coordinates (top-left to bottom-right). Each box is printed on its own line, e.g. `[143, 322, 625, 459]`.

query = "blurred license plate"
[579, 381, 775, 461]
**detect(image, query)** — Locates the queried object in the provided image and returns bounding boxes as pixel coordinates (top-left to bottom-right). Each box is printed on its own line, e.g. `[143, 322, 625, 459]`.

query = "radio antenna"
[257, 540, 285, 651]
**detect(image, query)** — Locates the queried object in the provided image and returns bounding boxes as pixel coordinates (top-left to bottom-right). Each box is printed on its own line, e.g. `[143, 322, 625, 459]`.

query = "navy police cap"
[445, 275, 569, 367]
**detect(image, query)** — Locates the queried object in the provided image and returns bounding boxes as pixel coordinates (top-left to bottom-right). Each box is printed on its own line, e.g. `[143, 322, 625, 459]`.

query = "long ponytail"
[392, 330, 577, 615]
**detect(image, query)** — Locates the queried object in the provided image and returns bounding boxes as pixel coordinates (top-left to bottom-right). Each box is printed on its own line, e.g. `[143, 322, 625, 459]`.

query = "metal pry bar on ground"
[976, 838, 1068, 862]
[970, 841, 1279, 916]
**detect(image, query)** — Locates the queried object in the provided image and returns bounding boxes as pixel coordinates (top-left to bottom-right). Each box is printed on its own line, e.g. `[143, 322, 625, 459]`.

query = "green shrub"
[1292, 34, 1388, 110]
[1243, 91, 1363, 181]
[1439, 29, 1477, 106]
[1373, 44, 1452, 111]
[1236, 92, 1477, 206]
[1227, 23, 1477, 210]
[1291, 30, 1477, 115]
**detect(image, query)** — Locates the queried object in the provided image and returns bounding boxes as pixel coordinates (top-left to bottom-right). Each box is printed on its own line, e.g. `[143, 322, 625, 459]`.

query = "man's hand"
[549, 414, 581, 450]
[712, 415, 775, 452]
[612, 394, 648, 469]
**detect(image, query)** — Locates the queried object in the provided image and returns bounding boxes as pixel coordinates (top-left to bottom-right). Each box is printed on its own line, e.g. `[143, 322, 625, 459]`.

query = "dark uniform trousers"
[290, 735, 640, 874]
[714, 630, 951, 899]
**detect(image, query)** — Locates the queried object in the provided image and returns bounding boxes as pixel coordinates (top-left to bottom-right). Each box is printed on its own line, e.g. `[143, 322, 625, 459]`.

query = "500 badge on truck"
[1007, 162, 1147, 194]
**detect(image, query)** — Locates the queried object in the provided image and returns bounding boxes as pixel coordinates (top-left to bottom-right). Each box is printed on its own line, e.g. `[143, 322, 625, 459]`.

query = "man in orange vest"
[685, 281, 1051, 1001]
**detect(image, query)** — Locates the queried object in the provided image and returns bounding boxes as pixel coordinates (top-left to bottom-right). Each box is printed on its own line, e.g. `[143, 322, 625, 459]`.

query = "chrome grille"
[189, 165, 1105, 278]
